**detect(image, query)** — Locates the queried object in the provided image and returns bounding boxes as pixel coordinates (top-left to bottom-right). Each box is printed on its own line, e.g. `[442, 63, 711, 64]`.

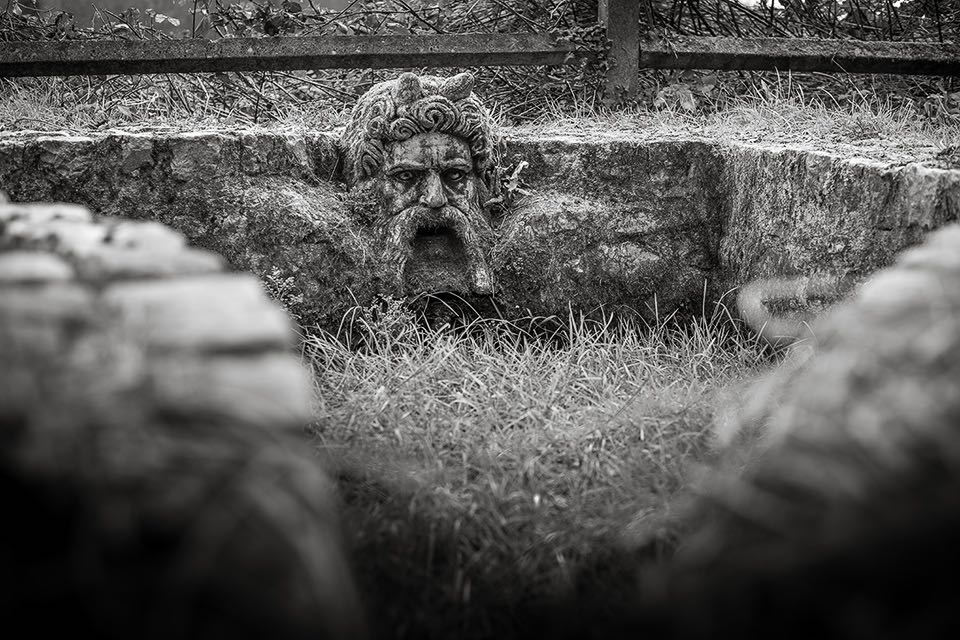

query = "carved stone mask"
[339, 72, 499, 296]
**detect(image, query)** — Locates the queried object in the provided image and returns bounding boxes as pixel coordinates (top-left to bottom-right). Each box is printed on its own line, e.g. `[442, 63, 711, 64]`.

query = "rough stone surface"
[0, 251, 74, 282]
[108, 220, 187, 251]
[0, 198, 364, 640]
[104, 274, 292, 352]
[1, 128, 957, 326]
[0, 201, 91, 224]
[718, 145, 960, 286]
[0, 282, 97, 359]
[1, 217, 109, 254]
[76, 245, 224, 280]
[496, 137, 725, 316]
[148, 353, 315, 427]
[632, 221, 960, 640]
[0, 197, 311, 424]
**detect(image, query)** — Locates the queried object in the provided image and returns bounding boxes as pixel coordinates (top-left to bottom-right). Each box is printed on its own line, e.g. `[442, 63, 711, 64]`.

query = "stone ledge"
[0, 201, 91, 224]
[1, 128, 957, 325]
[76, 246, 224, 280]
[104, 274, 293, 353]
[0, 251, 74, 283]
[148, 352, 315, 427]
[0, 198, 314, 428]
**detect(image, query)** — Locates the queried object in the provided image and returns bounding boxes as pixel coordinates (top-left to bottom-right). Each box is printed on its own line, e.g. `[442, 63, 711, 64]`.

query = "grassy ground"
[3, 72, 957, 166]
[514, 73, 960, 163]
[300, 297, 769, 639]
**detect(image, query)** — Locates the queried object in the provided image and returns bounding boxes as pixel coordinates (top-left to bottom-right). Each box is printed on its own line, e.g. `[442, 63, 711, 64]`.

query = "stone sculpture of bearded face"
[340, 72, 498, 296]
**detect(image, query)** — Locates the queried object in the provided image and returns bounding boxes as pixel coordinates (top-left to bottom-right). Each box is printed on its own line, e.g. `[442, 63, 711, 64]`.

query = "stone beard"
[340, 72, 498, 296]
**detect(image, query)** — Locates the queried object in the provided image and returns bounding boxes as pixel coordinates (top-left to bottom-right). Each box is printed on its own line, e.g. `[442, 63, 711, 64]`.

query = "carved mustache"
[383, 204, 493, 295]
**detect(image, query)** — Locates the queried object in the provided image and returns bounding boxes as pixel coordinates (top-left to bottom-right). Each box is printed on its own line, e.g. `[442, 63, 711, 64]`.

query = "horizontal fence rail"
[0, 33, 956, 79]
[0, 34, 574, 77]
[643, 36, 960, 76]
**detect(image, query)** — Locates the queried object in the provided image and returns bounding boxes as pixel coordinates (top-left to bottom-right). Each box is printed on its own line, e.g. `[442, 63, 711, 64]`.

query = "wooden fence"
[1, 0, 957, 102]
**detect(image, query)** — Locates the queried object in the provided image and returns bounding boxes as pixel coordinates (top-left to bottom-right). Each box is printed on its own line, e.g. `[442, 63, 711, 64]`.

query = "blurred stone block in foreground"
[0, 196, 365, 640]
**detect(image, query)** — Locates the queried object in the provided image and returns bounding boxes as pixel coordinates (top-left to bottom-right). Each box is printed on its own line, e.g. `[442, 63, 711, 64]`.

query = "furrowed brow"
[385, 161, 427, 172]
[441, 159, 472, 170]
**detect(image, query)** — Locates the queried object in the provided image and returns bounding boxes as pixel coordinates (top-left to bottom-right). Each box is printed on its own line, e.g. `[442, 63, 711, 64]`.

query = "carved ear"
[394, 72, 423, 106]
[439, 72, 474, 101]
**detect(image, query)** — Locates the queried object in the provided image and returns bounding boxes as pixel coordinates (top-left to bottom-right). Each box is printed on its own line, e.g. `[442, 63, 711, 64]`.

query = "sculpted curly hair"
[339, 72, 500, 187]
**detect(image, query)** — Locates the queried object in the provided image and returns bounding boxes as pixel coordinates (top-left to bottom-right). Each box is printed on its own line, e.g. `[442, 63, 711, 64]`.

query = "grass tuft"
[301, 297, 768, 639]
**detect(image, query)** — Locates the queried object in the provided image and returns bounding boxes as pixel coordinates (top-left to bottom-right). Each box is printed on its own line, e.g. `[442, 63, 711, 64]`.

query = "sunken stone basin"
[0, 126, 957, 326]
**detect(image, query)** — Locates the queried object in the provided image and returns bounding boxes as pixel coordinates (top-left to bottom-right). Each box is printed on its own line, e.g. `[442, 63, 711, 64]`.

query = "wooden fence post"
[599, 0, 640, 105]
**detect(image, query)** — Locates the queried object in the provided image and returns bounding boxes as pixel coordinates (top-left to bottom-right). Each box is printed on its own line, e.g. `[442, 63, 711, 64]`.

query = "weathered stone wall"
[1, 129, 956, 324]
[0, 131, 378, 327]
[0, 196, 364, 639]
[496, 137, 725, 317]
[719, 144, 960, 286]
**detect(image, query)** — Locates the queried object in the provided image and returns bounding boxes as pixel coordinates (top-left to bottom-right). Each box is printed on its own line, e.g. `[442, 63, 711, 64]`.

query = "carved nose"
[420, 172, 447, 209]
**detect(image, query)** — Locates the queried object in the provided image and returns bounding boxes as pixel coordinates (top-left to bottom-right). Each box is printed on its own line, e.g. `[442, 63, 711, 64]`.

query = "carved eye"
[443, 169, 466, 184]
[392, 170, 417, 184]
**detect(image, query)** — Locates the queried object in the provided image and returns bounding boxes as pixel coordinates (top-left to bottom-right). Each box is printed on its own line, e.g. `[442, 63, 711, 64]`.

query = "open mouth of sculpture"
[404, 224, 474, 294]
